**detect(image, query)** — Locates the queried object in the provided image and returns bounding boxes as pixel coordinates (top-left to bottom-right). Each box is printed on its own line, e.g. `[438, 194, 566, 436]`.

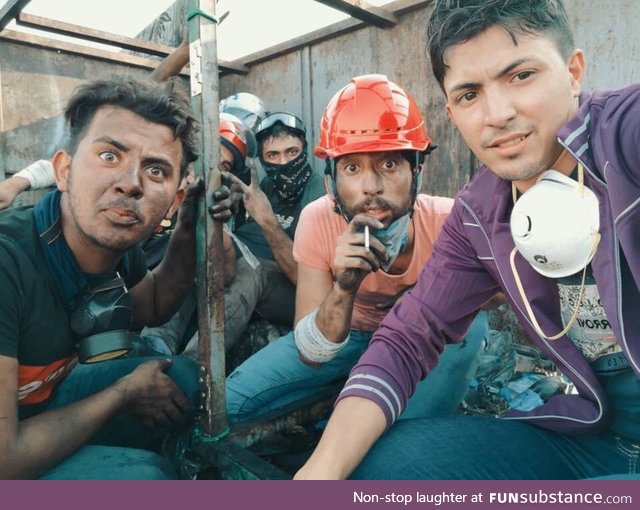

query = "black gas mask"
[69, 273, 133, 363]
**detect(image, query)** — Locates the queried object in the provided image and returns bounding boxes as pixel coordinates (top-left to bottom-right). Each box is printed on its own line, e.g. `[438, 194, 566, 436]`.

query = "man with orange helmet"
[224, 74, 489, 423]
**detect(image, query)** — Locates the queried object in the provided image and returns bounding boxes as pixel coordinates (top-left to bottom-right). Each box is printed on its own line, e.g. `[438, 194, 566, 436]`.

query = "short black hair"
[64, 76, 200, 177]
[255, 122, 305, 148]
[427, 0, 574, 91]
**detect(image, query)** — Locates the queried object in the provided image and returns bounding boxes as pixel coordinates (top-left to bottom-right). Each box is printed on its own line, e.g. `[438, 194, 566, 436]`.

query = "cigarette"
[364, 225, 370, 253]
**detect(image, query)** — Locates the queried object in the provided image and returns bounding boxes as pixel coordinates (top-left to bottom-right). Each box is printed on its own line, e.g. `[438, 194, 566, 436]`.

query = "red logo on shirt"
[18, 355, 78, 405]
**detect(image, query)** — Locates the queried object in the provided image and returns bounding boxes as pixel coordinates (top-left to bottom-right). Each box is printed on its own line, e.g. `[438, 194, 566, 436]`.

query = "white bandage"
[14, 160, 55, 189]
[294, 309, 349, 364]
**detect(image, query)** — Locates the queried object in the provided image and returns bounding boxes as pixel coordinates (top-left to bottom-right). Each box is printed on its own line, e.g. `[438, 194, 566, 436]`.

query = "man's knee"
[165, 356, 199, 417]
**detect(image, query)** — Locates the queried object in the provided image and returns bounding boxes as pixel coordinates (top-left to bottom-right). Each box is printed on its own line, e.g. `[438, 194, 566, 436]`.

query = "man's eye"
[382, 160, 396, 170]
[514, 71, 534, 82]
[459, 91, 477, 104]
[145, 166, 165, 178]
[99, 151, 118, 163]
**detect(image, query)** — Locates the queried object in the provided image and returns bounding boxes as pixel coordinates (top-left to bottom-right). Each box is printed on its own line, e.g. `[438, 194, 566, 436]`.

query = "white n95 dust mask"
[508, 164, 601, 340]
[510, 168, 600, 278]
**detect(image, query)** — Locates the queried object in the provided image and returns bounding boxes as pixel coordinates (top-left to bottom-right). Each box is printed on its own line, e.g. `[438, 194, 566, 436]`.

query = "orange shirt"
[293, 194, 453, 332]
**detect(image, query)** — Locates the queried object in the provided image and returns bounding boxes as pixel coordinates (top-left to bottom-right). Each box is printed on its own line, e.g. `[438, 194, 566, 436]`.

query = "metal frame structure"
[0, 0, 429, 479]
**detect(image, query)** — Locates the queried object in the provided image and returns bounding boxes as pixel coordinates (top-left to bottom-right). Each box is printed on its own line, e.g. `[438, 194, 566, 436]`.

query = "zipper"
[559, 139, 640, 375]
[459, 197, 604, 426]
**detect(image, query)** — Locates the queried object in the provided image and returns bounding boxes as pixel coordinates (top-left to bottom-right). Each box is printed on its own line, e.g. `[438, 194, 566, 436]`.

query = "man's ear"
[52, 150, 72, 192]
[445, 103, 454, 123]
[155, 188, 185, 232]
[167, 187, 185, 219]
[568, 49, 586, 98]
[324, 174, 335, 197]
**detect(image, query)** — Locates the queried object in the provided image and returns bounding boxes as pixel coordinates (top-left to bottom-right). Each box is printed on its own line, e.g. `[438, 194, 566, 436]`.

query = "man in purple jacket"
[296, 0, 640, 479]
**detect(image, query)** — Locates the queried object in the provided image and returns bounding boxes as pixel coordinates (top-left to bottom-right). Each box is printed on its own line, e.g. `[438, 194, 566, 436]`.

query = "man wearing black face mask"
[213, 112, 325, 345]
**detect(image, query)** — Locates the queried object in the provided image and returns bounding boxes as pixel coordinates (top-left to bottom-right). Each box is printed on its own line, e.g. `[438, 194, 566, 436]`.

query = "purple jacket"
[339, 84, 640, 435]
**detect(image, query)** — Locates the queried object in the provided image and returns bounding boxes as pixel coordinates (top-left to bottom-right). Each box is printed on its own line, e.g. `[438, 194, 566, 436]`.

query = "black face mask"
[260, 151, 312, 204]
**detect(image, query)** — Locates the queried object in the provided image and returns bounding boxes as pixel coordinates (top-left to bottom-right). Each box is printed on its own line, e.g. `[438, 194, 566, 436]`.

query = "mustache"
[353, 197, 396, 214]
[100, 199, 142, 217]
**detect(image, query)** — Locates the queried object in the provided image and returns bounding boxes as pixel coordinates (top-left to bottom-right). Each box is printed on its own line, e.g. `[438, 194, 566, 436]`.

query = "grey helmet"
[219, 92, 267, 132]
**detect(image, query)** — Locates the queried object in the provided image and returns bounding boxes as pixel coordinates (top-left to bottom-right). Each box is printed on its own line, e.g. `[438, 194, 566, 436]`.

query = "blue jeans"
[226, 312, 489, 423]
[350, 416, 640, 480]
[26, 356, 199, 479]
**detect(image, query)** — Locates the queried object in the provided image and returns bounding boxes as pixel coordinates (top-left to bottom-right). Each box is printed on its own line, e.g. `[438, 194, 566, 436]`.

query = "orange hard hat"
[314, 74, 431, 159]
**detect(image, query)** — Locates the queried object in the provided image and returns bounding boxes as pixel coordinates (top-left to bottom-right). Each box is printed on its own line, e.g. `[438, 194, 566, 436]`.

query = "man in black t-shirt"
[0, 76, 201, 479]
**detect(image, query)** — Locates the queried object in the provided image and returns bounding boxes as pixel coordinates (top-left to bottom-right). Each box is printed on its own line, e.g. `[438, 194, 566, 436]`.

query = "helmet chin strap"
[326, 154, 421, 222]
[509, 163, 601, 340]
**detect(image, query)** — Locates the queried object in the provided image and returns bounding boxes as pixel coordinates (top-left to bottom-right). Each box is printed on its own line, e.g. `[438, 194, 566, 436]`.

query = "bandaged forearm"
[14, 160, 54, 189]
[294, 309, 350, 363]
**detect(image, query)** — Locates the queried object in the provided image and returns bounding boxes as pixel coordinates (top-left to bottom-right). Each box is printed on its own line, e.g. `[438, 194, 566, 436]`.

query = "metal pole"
[187, 0, 228, 438]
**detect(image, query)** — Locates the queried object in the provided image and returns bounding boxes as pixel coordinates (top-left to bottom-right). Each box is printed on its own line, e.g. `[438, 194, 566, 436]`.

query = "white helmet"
[510, 169, 600, 278]
[219, 92, 267, 131]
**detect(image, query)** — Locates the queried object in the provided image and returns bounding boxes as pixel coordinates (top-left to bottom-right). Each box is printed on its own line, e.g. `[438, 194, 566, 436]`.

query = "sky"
[4, 0, 394, 61]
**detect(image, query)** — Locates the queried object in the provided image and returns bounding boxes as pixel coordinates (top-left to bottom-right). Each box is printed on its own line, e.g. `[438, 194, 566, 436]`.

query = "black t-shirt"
[0, 206, 146, 406]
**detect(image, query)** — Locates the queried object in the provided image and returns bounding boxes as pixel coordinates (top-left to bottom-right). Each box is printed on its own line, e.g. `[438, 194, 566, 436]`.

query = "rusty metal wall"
[0, 42, 151, 178]
[220, 0, 640, 197]
[2, 0, 638, 195]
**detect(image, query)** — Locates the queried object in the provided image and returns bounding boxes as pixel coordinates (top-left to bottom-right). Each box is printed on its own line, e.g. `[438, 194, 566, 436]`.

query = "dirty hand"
[174, 176, 204, 230]
[208, 181, 242, 222]
[334, 214, 387, 294]
[223, 160, 275, 227]
[114, 359, 190, 429]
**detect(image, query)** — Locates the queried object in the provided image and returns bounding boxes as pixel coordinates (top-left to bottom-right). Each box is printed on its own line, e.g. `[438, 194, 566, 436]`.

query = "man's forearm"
[295, 397, 386, 479]
[259, 216, 298, 284]
[314, 283, 357, 343]
[150, 225, 196, 322]
[3, 382, 126, 479]
[150, 42, 189, 83]
[0, 176, 30, 210]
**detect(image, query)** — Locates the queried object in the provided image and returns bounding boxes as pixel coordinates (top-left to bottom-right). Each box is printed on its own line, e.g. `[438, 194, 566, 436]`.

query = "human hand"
[334, 214, 387, 294]
[115, 359, 190, 428]
[208, 180, 242, 222]
[222, 160, 275, 227]
[173, 176, 204, 231]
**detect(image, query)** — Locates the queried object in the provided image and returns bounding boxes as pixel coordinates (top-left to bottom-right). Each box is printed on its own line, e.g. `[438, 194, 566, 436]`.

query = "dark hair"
[256, 122, 305, 147]
[64, 76, 200, 176]
[427, 0, 574, 90]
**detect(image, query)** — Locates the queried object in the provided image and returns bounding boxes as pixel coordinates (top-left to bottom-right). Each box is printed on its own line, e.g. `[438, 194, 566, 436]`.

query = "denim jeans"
[225, 312, 489, 423]
[26, 356, 199, 479]
[140, 256, 295, 356]
[350, 415, 640, 480]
